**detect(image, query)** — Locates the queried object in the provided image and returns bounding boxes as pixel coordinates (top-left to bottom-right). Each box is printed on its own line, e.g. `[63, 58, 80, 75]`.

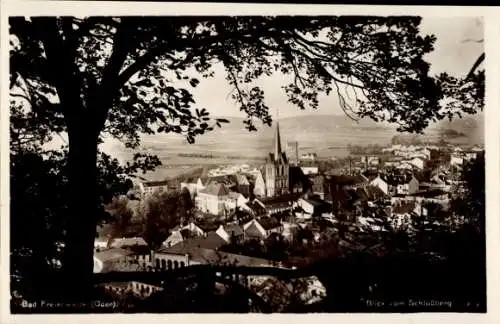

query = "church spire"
[274, 121, 283, 162]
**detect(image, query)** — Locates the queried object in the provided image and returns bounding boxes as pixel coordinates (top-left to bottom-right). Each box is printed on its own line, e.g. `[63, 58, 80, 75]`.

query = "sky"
[190, 16, 484, 119]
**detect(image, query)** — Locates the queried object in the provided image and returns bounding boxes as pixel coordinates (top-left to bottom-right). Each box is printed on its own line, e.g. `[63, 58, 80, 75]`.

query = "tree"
[10, 16, 484, 301]
[139, 190, 193, 249]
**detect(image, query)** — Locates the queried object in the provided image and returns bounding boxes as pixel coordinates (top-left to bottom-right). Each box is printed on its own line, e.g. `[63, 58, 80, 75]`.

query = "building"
[369, 175, 389, 195]
[195, 182, 231, 216]
[216, 223, 245, 244]
[243, 218, 283, 241]
[295, 197, 332, 218]
[265, 122, 290, 197]
[254, 193, 300, 216]
[139, 180, 170, 196]
[93, 248, 135, 273]
[251, 169, 267, 198]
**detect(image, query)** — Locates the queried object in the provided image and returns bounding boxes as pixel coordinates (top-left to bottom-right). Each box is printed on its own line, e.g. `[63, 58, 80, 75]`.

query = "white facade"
[408, 157, 425, 170]
[253, 171, 267, 197]
[370, 176, 389, 195]
[195, 192, 229, 215]
[395, 176, 419, 195]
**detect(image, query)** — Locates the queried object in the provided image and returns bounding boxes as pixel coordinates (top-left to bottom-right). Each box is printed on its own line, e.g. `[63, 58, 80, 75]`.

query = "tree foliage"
[139, 190, 194, 249]
[9, 15, 484, 302]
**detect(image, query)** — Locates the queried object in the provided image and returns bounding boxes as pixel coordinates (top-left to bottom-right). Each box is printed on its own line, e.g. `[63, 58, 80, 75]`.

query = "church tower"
[265, 122, 290, 197]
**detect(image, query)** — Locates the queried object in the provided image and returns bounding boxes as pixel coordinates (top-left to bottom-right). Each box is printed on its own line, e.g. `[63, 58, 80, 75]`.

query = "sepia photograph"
[3, 4, 489, 316]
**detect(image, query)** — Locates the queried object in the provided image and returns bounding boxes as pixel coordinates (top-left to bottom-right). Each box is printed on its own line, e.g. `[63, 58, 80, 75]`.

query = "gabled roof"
[244, 222, 266, 239]
[206, 175, 236, 187]
[234, 174, 250, 186]
[223, 223, 244, 236]
[199, 182, 230, 196]
[158, 231, 227, 254]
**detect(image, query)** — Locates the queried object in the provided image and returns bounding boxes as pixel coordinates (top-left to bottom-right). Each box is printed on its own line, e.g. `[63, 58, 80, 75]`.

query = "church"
[264, 122, 290, 197]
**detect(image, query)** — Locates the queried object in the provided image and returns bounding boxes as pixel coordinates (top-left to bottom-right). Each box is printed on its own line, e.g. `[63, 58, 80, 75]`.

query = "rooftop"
[199, 182, 230, 196]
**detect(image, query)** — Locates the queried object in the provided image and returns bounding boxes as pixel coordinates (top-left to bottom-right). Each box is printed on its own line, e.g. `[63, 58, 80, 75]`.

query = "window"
[180, 261, 186, 267]
[167, 259, 173, 270]
[161, 259, 166, 270]
[155, 259, 160, 269]
[174, 260, 179, 269]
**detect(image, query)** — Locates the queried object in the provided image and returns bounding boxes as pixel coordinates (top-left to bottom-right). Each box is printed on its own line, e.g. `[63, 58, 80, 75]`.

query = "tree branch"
[466, 53, 484, 80]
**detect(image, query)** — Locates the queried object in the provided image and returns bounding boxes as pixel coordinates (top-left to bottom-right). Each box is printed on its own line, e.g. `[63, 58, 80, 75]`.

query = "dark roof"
[194, 222, 219, 233]
[207, 175, 237, 187]
[199, 182, 230, 196]
[143, 180, 170, 188]
[258, 217, 282, 230]
[260, 193, 301, 207]
[245, 222, 266, 240]
[384, 174, 415, 186]
[289, 166, 310, 191]
[223, 223, 244, 236]
[158, 231, 227, 254]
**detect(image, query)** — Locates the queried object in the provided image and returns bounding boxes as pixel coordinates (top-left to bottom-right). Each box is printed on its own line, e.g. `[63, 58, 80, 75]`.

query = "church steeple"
[274, 121, 283, 162]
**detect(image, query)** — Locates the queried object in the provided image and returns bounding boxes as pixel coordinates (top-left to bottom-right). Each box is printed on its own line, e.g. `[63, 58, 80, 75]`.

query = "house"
[158, 246, 275, 270]
[390, 201, 421, 229]
[180, 177, 205, 199]
[93, 247, 135, 273]
[255, 193, 300, 216]
[225, 191, 249, 212]
[231, 174, 251, 196]
[195, 182, 231, 216]
[251, 169, 267, 197]
[243, 218, 283, 241]
[386, 174, 419, 196]
[354, 185, 388, 206]
[153, 232, 228, 270]
[329, 174, 369, 190]
[408, 157, 426, 170]
[94, 237, 110, 251]
[295, 197, 332, 218]
[162, 223, 205, 248]
[369, 175, 389, 195]
[216, 223, 245, 244]
[139, 180, 170, 196]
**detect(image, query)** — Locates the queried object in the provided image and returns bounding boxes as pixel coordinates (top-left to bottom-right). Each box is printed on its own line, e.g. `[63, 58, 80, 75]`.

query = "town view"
[8, 14, 485, 314]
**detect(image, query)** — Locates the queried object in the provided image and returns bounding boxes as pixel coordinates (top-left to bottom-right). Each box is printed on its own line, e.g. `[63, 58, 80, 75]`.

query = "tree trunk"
[60, 122, 100, 303]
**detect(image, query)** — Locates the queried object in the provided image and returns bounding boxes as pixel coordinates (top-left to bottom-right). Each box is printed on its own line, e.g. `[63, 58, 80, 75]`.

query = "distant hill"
[103, 112, 484, 179]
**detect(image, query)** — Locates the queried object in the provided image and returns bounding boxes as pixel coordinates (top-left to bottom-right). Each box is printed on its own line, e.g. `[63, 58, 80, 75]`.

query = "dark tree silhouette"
[9, 16, 484, 302]
[139, 190, 192, 249]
